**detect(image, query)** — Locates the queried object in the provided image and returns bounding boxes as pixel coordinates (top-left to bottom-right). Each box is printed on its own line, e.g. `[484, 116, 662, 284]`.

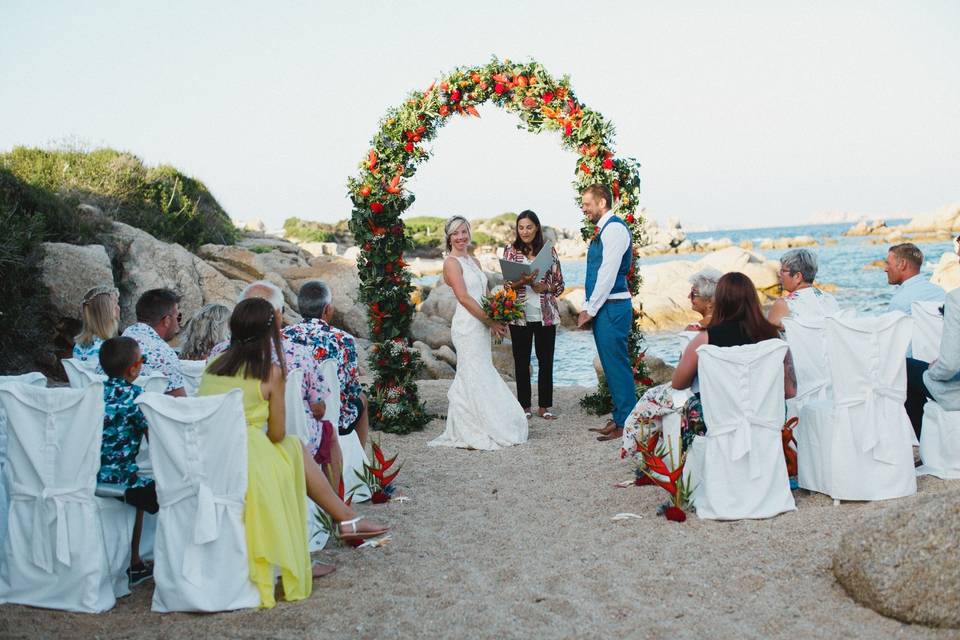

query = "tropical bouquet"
[355, 439, 403, 504]
[481, 287, 524, 343]
[634, 432, 695, 523]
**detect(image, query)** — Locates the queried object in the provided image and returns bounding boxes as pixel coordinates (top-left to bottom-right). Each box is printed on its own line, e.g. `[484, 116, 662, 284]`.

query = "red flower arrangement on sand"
[355, 439, 403, 504]
[635, 432, 695, 523]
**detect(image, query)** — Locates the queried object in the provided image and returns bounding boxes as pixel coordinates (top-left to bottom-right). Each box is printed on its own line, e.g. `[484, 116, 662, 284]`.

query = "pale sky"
[1, 0, 957, 232]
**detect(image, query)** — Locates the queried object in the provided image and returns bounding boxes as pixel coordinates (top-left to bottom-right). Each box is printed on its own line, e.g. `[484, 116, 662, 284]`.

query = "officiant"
[502, 210, 565, 420]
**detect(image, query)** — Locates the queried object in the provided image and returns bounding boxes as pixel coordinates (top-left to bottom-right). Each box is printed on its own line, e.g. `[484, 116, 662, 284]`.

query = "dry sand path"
[2, 380, 958, 639]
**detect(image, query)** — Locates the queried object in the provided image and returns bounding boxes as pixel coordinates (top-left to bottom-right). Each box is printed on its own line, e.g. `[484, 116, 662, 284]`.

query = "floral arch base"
[347, 57, 649, 435]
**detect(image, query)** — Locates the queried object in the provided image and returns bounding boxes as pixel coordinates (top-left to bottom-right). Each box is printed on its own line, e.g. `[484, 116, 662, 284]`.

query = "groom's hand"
[577, 311, 592, 328]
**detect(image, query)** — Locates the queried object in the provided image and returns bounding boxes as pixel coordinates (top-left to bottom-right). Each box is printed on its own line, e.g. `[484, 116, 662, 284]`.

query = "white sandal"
[338, 516, 388, 541]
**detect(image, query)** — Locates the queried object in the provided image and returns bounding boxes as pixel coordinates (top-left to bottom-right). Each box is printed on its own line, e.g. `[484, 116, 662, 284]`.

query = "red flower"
[494, 82, 505, 95]
[640, 377, 654, 386]
[603, 157, 614, 170]
[522, 96, 537, 108]
[439, 104, 450, 117]
[404, 141, 414, 152]
[371, 491, 390, 504]
[450, 89, 461, 103]
[564, 122, 573, 137]
[592, 225, 600, 241]
[580, 162, 591, 174]
[398, 302, 409, 313]
[625, 214, 635, 224]
[390, 223, 403, 235]
[363, 242, 372, 251]
[415, 125, 426, 135]
[542, 91, 554, 103]
[370, 202, 384, 214]
[359, 185, 372, 197]
[664, 506, 687, 522]
[635, 475, 655, 486]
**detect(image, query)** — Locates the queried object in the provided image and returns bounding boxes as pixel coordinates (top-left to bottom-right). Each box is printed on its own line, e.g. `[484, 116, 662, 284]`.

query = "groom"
[577, 184, 636, 441]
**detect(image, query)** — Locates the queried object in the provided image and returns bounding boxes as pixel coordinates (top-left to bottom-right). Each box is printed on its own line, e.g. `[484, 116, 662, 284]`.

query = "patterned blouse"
[208, 337, 330, 456]
[501, 244, 565, 327]
[121, 322, 184, 393]
[73, 336, 105, 374]
[282, 319, 362, 433]
[98, 377, 151, 489]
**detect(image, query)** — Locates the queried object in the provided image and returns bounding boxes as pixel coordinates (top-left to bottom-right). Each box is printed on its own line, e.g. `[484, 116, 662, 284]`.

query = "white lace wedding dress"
[428, 256, 529, 450]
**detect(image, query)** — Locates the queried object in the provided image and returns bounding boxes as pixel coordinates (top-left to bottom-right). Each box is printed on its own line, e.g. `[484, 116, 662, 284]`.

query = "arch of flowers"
[347, 57, 650, 434]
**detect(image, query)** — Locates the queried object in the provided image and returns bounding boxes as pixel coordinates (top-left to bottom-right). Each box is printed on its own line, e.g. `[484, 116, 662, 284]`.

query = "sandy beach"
[1, 380, 957, 640]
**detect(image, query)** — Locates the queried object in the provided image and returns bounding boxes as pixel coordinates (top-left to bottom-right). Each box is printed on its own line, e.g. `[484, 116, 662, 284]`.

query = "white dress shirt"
[585, 211, 632, 317]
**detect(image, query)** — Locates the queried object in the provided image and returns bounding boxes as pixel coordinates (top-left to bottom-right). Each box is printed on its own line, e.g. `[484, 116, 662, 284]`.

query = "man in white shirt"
[885, 243, 945, 314]
[577, 184, 636, 441]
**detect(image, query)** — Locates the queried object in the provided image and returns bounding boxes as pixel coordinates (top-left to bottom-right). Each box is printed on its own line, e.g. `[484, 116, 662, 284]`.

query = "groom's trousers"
[593, 299, 636, 427]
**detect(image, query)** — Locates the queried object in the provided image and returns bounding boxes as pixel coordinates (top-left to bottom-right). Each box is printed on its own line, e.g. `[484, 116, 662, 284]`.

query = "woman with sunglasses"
[767, 248, 839, 329]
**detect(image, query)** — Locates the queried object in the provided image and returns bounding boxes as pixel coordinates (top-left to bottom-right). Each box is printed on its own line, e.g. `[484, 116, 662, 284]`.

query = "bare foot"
[588, 419, 616, 434]
[597, 427, 624, 442]
[312, 563, 336, 578]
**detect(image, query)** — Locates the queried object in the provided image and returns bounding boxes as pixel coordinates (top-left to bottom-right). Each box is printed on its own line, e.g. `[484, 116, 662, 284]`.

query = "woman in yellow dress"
[198, 298, 388, 608]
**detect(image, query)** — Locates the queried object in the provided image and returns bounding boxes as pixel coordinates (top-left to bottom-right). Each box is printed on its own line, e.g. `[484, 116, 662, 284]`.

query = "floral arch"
[347, 57, 648, 434]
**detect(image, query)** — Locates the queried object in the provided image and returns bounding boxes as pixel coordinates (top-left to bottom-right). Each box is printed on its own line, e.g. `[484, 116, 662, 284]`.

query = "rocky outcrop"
[843, 219, 888, 236]
[197, 244, 265, 283]
[101, 222, 241, 326]
[756, 235, 817, 250]
[410, 312, 452, 350]
[832, 492, 960, 629]
[890, 203, 960, 234]
[412, 341, 455, 379]
[40, 243, 114, 320]
[280, 256, 368, 339]
[931, 252, 960, 292]
[418, 283, 457, 323]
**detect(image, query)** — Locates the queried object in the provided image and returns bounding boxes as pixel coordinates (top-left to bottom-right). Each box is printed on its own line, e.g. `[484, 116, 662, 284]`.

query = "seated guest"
[673, 272, 797, 446]
[684, 267, 722, 330]
[284, 280, 369, 448]
[73, 285, 121, 369]
[198, 298, 388, 605]
[121, 288, 186, 397]
[884, 242, 944, 314]
[905, 237, 960, 436]
[178, 303, 231, 361]
[767, 248, 840, 329]
[97, 336, 159, 586]
[210, 281, 340, 481]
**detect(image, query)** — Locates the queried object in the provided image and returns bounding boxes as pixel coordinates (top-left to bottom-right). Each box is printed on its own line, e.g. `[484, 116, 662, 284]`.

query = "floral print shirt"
[501, 244, 565, 327]
[121, 322, 184, 393]
[73, 337, 105, 374]
[282, 319, 362, 432]
[208, 337, 331, 456]
[98, 377, 151, 489]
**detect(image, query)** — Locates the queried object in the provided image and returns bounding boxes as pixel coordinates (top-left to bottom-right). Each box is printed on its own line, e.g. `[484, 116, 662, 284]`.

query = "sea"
[422, 221, 955, 387]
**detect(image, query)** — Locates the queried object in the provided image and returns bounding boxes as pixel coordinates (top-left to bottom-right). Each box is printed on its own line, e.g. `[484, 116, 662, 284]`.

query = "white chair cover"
[917, 400, 960, 479]
[685, 340, 796, 520]
[0, 383, 120, 612]
[322, 359, 371, 502]
[62, 358, 102, 388]
[178, 359, 207, 397]
[0, 373, 46, 574]
[660, 388, 692, 472]
[797, 313, 917, 501]
[912, 301, 944, 363]
[782, 316, 831, 412]
[283, 368, 329, 551]
[135, 390, 259, 612]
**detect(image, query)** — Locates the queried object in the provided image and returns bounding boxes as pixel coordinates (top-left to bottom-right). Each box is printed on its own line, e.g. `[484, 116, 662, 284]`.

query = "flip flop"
[539, 411, 557, 420]
[596, 429, 624, 442]
[338, 516, 389, 541]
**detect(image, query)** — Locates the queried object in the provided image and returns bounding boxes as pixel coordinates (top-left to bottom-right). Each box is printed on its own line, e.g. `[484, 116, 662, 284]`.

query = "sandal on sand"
[588, 419, 616, 433]
[597, 428, 624, 442]
[524, 410, 532, 419]
[338, 516, 389, 541]
[312, 563, 336, 578]
[539, 410, 556, 420]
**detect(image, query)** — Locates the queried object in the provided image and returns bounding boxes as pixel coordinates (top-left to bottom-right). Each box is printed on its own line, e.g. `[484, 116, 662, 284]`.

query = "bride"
[428, 216, 529, 450]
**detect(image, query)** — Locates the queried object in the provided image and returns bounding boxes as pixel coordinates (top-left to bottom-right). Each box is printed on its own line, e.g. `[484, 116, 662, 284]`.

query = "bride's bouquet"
[482, 287, 524, 343]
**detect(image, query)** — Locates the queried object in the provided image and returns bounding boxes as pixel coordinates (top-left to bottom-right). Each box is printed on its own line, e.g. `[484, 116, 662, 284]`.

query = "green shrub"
[0, 146, 238, 248]
[283, 217, 335, 243]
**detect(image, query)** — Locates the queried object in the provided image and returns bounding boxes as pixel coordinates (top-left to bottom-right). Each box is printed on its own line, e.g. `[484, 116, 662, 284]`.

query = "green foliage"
[0, 146, 238, 248]
[403, 216, 445, 248]
[283, 217, 337, 243]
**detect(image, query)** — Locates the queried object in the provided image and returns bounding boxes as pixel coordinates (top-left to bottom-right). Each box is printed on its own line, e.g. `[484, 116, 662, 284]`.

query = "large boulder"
[100, 222, 241, 327]
[196, 244, 265, 283]
[419, 283, 458, 323]
[280, 256, 368, 339]
[410, 312, 452, 350]
[892, 203, 960, 234]
[931, 252, 960, 292]
[412, 341, 455, 380]
[40, 243, 114, 320]
[832, 492, 960, 628]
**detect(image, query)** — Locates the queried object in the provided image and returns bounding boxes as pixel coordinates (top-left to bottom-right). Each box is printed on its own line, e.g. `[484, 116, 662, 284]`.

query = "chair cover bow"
[10, 482, 90, 573]
[708, 413, 783, 479]
[836, 384, 905, 465]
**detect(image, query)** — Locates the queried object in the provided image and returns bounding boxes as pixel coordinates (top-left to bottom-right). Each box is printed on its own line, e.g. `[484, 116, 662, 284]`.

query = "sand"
[2, 380, 958, 639]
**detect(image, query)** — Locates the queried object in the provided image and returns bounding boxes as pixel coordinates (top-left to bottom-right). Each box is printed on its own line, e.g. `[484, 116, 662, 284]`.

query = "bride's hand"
[490, 322, 508, 338]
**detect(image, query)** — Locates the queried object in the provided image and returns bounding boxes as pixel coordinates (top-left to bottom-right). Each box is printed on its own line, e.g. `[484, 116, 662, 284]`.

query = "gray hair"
[780, 248, 819, 283]
[179, 303, 231, 360]
[240, 280, 284, 311]
[298, 280, 332, 320]
[687, 267, 722, 300]
[444, 215, 471, 251]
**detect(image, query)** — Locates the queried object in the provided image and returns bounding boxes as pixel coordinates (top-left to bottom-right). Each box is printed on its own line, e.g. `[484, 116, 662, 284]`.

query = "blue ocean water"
[541, 221, 954, 387]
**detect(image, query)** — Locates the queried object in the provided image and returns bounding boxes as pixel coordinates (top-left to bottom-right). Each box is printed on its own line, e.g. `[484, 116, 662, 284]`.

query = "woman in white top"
[767, 248, 840, 329]
[502, 211, 565, 420]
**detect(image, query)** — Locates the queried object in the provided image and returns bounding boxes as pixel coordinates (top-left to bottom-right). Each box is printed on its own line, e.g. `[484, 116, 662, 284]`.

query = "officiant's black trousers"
[509, 322, 556, 409]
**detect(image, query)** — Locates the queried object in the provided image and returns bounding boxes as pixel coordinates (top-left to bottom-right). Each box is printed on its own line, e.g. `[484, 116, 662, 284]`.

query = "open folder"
[498, 240, 554, 283]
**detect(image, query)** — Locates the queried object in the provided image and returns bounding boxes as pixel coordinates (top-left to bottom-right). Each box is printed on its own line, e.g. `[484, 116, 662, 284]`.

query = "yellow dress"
[197, 369, 311, 608]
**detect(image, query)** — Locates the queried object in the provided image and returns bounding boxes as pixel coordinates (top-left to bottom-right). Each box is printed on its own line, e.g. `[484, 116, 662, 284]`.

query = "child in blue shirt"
[98, 336, 158, 586]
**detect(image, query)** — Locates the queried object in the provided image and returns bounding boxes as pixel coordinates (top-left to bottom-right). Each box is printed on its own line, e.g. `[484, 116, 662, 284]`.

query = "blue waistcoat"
[585, 216, 632, 300]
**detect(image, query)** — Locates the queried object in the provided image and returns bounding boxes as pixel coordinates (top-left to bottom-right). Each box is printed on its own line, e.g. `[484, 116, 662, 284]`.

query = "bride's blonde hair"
[444, 216, 471, 251]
